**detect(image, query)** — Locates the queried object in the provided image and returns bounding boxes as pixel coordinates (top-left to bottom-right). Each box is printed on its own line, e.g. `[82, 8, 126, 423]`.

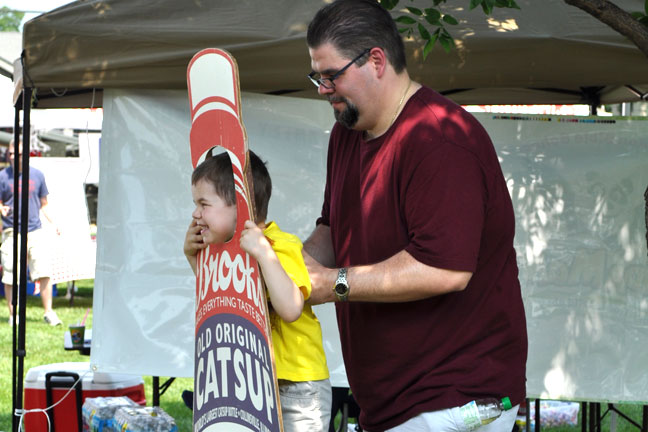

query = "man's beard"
[329, 96, 359, 129]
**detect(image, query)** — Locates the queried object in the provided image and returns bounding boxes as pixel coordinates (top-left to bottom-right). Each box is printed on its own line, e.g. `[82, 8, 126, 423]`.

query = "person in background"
[1, 138, 61, 326]
[301, 1, 528, 431]
[184, 151, 332, 432]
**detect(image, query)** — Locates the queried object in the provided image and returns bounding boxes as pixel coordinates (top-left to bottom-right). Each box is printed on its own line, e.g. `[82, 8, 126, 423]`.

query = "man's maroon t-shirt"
[317, 87, 527, 431]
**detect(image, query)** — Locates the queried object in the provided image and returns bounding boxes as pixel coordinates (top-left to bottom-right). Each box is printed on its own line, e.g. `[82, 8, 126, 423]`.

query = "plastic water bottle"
[459, 396, 512, 430]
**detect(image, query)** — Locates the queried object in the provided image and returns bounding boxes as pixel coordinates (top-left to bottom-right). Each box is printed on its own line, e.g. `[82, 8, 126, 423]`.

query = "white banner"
[95, 89, 648, 403]
[93, 89, 346, 385]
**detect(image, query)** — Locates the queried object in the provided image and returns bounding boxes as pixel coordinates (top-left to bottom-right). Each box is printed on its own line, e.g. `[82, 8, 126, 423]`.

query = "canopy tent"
[18, 0, 648, 108]
[7, 1, 648, 424]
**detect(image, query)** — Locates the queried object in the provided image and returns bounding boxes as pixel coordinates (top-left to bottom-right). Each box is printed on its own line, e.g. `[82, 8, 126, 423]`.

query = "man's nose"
[192, 208, 201, 219]
[318, 84, 334, 97]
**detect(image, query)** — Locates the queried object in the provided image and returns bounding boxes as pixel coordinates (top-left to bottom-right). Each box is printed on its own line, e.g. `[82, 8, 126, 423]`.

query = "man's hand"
[303, 250, 337, 305]
[0, 205, 10, 217]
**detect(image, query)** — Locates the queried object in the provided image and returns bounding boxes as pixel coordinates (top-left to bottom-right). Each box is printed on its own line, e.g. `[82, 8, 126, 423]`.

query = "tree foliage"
[0, 6, 24, 32]
[381, 0, 648, 59]
[379, 0, 520, 58]
[631, 0, 648, 26]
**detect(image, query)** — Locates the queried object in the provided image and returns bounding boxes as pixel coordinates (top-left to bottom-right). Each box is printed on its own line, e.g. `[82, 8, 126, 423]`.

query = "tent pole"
[10, 92, 21, 432]
[590, 104, 598, 116]
[580, 87, 602, 116]
[12, 87, 33, 432]
[153, 376, 160, 406]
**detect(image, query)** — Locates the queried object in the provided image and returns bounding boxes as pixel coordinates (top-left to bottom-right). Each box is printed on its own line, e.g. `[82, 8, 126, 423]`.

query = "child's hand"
[240, 220, 272, 261]
[184, 219, 207, 258]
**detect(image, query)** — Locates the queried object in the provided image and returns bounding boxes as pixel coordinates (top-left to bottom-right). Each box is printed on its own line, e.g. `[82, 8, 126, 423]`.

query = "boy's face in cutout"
[191, 179, 237, 244]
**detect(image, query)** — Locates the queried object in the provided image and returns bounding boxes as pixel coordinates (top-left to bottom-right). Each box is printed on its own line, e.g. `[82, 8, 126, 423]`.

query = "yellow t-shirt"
[264, 221, 329, 382]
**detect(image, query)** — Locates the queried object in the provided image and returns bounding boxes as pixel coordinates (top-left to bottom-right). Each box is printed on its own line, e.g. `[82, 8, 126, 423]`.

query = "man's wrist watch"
[333, 267, 350, 302]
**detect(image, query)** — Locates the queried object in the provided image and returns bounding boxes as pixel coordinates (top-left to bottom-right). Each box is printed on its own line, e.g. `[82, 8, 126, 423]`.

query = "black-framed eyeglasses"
[308, 48, 371, 90]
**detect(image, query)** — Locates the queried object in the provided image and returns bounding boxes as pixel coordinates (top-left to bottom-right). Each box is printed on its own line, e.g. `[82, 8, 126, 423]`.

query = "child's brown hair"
[191, 150, 272, 224]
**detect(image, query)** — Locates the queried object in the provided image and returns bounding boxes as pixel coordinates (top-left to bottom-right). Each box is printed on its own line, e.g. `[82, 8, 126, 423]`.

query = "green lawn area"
[1, 280, 645, 432]
[0, 280, 193, 432]
[519, 402, 646, 432]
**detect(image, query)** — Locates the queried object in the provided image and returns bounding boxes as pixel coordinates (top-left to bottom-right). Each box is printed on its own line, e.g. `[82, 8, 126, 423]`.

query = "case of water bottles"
[81, 396, 177, 432]
[82, 396, 139, 431]
[111, 405, 178, 432]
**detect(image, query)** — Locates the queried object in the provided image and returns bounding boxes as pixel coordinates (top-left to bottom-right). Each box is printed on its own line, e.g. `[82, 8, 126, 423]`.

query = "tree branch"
[563, 0, 648, 57]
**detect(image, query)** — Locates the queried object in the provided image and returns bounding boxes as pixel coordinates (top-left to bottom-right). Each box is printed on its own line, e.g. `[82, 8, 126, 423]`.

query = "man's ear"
[367, 47, 388, 78]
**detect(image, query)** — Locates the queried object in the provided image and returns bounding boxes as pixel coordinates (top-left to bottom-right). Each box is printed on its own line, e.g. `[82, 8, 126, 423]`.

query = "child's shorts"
[278, 378, 331, 432]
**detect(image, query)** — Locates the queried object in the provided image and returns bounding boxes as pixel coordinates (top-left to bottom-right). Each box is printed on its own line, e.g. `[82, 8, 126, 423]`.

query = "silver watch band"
[333, 267, 349, 301]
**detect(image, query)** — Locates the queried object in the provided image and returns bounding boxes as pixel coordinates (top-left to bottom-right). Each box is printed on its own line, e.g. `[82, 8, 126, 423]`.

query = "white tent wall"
[94, 89, 648, 403]
[494, 116, 648, 401]
[92, 89, 348, 385]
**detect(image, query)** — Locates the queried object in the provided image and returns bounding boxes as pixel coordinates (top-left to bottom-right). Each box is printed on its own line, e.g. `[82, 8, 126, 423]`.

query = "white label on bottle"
[460, 400, 482, 430]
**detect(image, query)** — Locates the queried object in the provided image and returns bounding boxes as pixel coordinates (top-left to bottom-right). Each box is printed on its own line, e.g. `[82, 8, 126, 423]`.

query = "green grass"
[521, 402, 647, 432]
[334, 404, 648, 432]
[2, 281, 645, 432]
[0, 280, 193, 432]
[333, 404, 647, 432]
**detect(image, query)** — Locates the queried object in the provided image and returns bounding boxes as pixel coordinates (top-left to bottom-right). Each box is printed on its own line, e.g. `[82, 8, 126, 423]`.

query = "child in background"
[184, 150, 332, 432]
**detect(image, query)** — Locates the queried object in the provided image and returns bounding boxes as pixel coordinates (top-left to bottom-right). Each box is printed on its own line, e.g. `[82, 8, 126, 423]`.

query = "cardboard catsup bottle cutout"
[187, 48, 283, 432]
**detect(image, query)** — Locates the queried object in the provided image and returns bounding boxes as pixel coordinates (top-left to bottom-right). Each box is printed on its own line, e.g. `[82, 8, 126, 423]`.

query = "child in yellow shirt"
[184, 150, 331, 432]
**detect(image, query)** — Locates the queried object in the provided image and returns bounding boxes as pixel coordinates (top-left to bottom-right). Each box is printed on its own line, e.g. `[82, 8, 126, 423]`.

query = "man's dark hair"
[192, 150, 272, 224]
[307, 0, 407, 73]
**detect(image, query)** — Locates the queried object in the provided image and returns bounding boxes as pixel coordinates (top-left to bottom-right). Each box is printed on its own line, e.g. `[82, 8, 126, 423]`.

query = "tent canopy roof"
[20, 0, 648, 107]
